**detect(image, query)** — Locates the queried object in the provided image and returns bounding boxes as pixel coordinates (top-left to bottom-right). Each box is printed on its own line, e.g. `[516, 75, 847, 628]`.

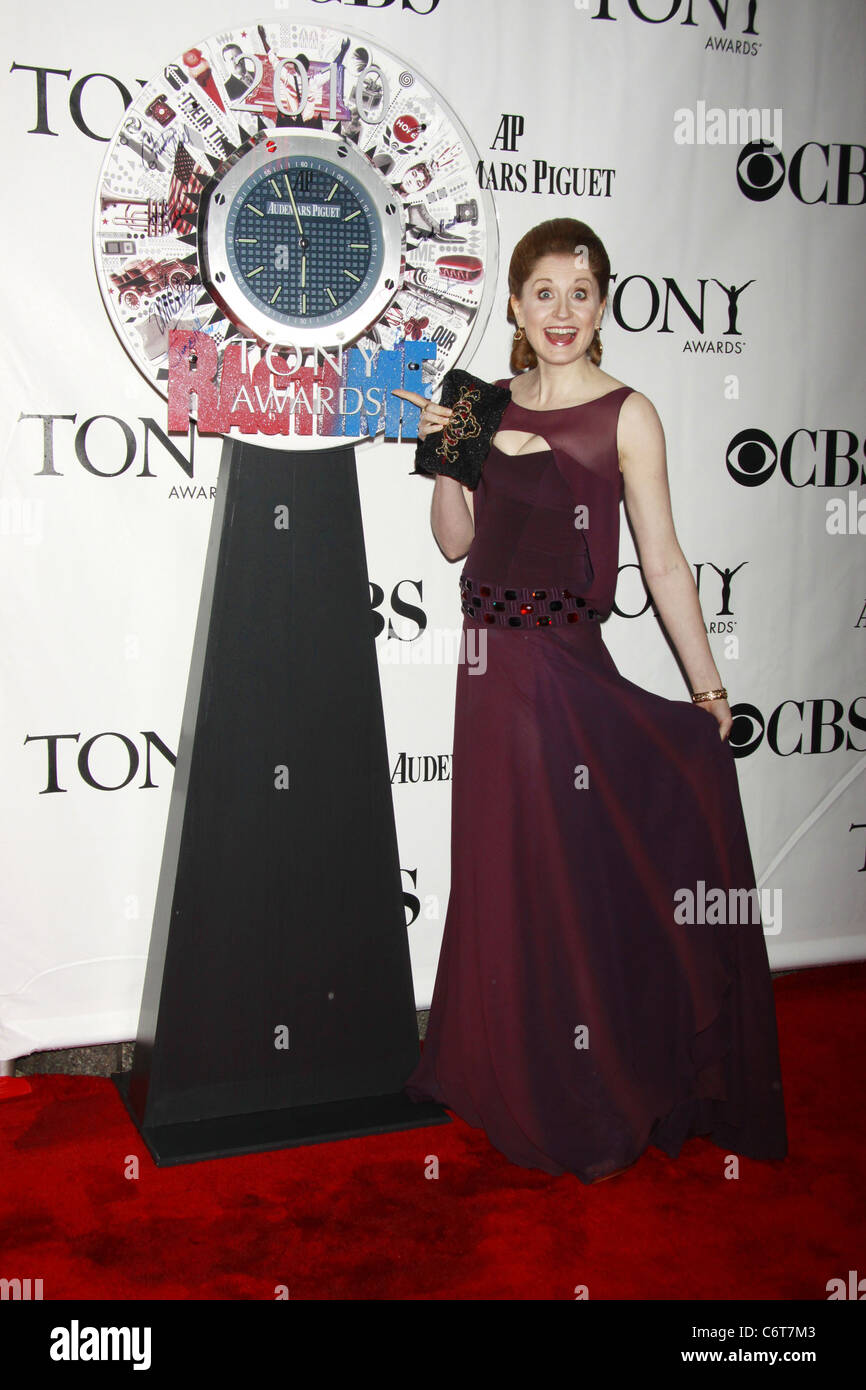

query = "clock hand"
[284, 176, 305, 240]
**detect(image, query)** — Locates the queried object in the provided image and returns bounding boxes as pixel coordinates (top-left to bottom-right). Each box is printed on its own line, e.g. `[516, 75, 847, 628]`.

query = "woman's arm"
[617, 391, 731, 740]
[391, 387, 474, 560]
[431, 476, 475, 560]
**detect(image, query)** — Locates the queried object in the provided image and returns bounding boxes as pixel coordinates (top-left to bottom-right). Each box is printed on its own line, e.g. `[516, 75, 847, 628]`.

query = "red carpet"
[1, 963, 863, 1301]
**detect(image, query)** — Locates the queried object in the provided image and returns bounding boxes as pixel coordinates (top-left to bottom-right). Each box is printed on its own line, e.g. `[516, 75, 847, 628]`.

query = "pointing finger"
[391, 388, 429, 409]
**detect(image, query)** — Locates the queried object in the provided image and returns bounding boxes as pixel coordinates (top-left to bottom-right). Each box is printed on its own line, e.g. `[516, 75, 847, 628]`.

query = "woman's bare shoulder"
[618, 388, 662, 427]
[616, 391, 666, 473]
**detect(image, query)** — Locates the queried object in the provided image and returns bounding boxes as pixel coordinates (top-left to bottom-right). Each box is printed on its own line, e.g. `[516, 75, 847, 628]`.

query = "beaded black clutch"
[411, 368, 512, 491]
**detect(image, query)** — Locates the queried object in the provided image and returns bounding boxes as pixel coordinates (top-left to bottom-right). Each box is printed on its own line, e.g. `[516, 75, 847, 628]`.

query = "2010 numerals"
[229, 53, 389, 124]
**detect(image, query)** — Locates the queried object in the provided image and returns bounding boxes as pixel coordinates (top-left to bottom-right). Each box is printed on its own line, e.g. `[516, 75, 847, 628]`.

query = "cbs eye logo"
[726, 428, 777, 486]
[728, 703, 765, 758]
[737, 138, 866, 205]
[736, 141, 786, 201]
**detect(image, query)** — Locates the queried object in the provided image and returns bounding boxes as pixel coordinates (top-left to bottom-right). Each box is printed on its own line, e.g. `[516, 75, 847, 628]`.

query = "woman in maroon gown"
[395, 218, 787, 1184]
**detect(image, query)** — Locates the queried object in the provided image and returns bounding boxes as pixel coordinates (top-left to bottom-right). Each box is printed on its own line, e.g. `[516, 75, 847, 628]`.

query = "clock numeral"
[226, 51, 388, 128]
[354, 63, 389, 125]
[273, 57, 308, 118]
[226, 53, 264, 114]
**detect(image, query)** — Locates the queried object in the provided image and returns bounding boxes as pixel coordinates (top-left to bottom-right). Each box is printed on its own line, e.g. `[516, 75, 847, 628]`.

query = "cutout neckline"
[490, 384, 632, 460]
[489, 441, 553, 460]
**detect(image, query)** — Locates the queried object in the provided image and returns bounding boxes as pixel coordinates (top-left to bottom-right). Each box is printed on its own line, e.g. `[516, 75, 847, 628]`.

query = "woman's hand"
[391, 388, 453, 441]
[695, 697, 733, 742]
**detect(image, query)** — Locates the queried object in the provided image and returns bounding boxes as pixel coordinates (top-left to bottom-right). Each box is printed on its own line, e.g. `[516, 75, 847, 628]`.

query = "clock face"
[228, 155, 380, 325]
[92, 20, 498, 450]
[204, 130, 402, 348]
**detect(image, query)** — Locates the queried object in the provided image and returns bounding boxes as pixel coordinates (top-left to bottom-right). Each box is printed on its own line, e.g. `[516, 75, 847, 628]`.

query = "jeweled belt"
[459, 576, 600, 628]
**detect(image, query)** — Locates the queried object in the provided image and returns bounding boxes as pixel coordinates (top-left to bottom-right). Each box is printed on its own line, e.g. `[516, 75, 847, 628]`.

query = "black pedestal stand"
[113, 439, 447, 1164]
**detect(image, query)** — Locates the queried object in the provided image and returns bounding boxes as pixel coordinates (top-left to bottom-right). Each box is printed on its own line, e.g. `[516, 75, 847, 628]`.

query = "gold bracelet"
[692, 687, 727, 704]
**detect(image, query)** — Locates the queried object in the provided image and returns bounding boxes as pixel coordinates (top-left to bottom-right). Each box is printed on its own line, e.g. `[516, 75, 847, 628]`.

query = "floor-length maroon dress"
[403, 383, 788, 1182]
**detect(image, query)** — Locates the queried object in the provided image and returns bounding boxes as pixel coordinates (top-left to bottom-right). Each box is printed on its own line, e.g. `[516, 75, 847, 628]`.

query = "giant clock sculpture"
[94, 20, 498, 449]
[98, 20, 486, 1164]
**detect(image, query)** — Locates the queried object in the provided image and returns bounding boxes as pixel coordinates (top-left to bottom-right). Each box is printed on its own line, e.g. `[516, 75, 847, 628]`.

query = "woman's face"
[510, 252, 605, 368]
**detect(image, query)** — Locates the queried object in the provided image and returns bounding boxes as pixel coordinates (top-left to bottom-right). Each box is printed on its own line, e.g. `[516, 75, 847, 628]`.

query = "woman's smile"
[542, 326, 579, 346]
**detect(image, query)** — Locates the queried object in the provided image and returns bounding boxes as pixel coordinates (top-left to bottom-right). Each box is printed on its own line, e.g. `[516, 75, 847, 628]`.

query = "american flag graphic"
[167, 146, 206, 235]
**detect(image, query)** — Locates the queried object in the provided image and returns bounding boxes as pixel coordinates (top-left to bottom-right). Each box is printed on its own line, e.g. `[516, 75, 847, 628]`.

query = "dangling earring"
[513, 325, 525, 342]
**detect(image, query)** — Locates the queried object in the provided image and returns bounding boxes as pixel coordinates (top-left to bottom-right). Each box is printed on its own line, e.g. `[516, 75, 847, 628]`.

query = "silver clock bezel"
[203, 129, 403, 350]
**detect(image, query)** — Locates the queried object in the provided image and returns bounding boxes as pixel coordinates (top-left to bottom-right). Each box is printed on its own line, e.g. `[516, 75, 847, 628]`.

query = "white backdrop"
[1, 0, 864, 1061]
